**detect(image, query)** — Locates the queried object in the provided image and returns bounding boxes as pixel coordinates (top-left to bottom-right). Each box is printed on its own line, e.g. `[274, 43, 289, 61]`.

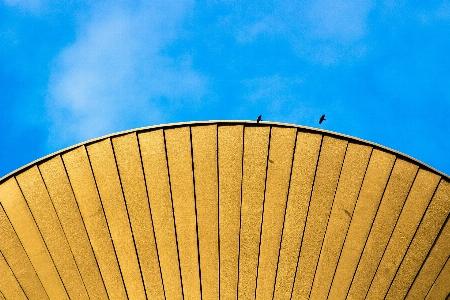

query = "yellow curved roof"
[0, 121, 449, 299]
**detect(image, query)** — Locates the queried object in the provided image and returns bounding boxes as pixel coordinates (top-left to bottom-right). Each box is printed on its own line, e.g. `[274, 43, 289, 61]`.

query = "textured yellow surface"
[274, 131, 322, 299]
[63, 147, 127, 299]
[238, 125, 270, 300]
[310, 142, 372, 300]
[218, 125, 243, 300]
[165, 127, 202, 300]
[191, 125, 219, 300]
[112, 133, 164, 299]
[426, 256, 450, 299]
[39, 156, 108, 299]
[1, 122, 449, 299]
[139, 129, 182, 300]
[87, 138, 146, 299]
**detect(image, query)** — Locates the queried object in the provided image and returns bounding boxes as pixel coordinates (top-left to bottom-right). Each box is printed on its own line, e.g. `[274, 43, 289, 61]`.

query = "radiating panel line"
[14, 176, 70, 299]
[254, 126, 273, 299]
[308, 142, 349, 298]
[36, 165, 91, 299]
[137, 135, 166, 300]
[383, 178, 443, 298]
[0, 202, 50, 299]
[236, 125, 246, 299]
[84, 146, 129, 300]
[271, 130, 299, 300]
[163, 129, 185, 299]
[60, 155, 109, 299]
[326, 148, 374, 299]
[289, 135, 324, 299]
[344, 157, 398, 299]
[346, 159, 419, 299]
[363, 167, 420, 299]
[424, 254, 450, 299]
[217, 125, 245, 300]
[0, 250, 27, 299]
[109, 137, 149, 299]
[63, 147, 128, 298]
[385, 179, 450, 299]
[189, 126, 204, 300]
[405, 211, 450, 297]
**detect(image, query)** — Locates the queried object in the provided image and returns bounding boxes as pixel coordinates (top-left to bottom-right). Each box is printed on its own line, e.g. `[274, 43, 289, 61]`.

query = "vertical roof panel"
[238, 125, 270, 300]
[329, 149, 396, 299]
[0, 178, 67, 299]
[292, 135, 348, 299]
[112, 133, 165, 299]
[16, 167, 89, 300]
[87, 139, 147, 300]
[39, 155, 108, 300]
[165, 126, 202, 300]
[386, 180, 450, 299]
[0, 251, 27, 300]
[273, 131, 322, 300]
[62, 146, 127, 300]
[191, 125, 219, 300]
[255, 126, 297, 300]
[139, 129, 183, 300]
[310, 142, 372, 300]
[218, 125, 244, 300]
[347, 159, 419, 299]
[366, 168, 441, 299]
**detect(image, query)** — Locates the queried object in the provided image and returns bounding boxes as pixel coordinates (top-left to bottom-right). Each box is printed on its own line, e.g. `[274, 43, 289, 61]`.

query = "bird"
[257, 115, 262, 123]
[319, 114, 326, 124]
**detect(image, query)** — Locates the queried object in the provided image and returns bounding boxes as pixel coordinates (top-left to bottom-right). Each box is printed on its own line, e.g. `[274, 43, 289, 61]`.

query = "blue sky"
[1, 0, 449, 177]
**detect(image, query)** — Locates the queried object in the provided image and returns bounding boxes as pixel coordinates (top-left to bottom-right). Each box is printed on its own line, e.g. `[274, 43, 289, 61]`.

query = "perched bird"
[257, 115, 262, 123]
[319, 114, 326, 124]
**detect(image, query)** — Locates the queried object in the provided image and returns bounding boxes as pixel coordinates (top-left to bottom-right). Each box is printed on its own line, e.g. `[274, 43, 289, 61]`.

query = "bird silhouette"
[257, 115, 262, 123]
[319, 114, 326, 124]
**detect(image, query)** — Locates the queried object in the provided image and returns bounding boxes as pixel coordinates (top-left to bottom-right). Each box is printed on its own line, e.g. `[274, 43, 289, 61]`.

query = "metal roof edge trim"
[1, 120, 449, 183]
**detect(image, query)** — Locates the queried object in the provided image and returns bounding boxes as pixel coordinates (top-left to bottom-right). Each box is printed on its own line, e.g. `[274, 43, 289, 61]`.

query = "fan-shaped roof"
[0, 121, 449, 299]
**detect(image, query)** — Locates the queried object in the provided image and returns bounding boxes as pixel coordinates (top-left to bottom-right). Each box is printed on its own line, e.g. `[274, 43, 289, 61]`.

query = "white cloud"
[235, 0, 374, 65]
[2, 0, 42, 12]
[47, 1, 207, 149]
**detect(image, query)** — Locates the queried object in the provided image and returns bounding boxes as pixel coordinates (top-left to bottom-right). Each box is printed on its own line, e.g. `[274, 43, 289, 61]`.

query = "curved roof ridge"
[1, 120, 448, 183]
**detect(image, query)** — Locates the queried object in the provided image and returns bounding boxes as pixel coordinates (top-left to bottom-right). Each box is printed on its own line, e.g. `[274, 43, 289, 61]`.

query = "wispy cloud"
[235, 0, 374, 65]
[47, 1, 207, 149]
[1, 0, 43, 12]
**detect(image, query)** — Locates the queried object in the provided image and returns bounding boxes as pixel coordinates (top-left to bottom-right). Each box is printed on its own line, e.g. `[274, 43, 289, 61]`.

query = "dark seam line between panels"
[189, 126, 204, 300]
[36, 166, 91, 299]
[136, 134, 166, 300]
[364, 167, 420, 299]
[289, 134, 324, 300]
[345, 156, 397, 300]
[308, 141, 349, 299]
[162, 129, 185, 300]
[216, 125, 220, 300]
[109, 137, 149, 300]
[254, 126, 273, 299]
[0, 238, 30, 299]
[383, 177, 443, 299]
[424, 254, 450, 299]
[405, 211, 450, 298]
[85, 145, 129, 299]
[271, 129, 299, 300]
[236, 125, 246, 300]
[13, 177, 71, 299]
[327, 147, 374, 299]
[60, 154, 109, 299]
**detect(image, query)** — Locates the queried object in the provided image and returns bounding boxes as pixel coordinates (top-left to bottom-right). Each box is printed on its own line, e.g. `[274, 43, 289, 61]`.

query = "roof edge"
[1, 120, 448, 183]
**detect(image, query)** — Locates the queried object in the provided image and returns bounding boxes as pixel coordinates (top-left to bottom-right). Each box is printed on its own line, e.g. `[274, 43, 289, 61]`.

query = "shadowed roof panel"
[0, 121, 449, 299]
